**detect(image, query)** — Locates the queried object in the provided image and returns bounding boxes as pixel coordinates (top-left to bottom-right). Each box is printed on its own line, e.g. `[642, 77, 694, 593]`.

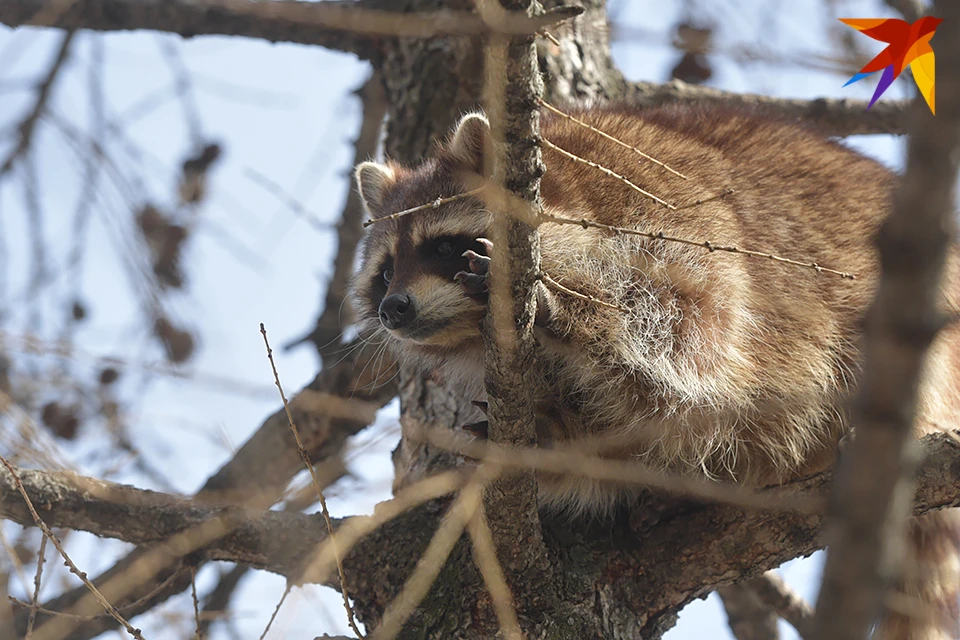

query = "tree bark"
[5, 434, 960, 638]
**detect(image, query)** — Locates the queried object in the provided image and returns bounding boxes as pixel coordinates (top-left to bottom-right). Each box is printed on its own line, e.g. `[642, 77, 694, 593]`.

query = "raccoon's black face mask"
[350, 114, 495, 354]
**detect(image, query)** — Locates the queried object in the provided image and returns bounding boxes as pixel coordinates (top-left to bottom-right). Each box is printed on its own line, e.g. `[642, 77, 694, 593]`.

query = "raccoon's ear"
[447, 112, 490, 174]
[355, 161, 395, 215]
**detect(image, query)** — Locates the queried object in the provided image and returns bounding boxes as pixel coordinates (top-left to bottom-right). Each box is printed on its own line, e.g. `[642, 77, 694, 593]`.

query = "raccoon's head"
[349, 113, 493, 363]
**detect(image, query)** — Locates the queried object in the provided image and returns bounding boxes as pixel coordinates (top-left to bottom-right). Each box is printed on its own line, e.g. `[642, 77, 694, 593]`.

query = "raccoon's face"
[350, 114, 493, 358]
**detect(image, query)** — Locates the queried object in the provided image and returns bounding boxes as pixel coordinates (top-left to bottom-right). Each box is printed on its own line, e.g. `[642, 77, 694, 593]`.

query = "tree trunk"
[359, 1, 654, 637]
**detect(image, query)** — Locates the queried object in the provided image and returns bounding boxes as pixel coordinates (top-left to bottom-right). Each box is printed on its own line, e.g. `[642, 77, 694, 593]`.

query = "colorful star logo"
[840, 16, 941, 115]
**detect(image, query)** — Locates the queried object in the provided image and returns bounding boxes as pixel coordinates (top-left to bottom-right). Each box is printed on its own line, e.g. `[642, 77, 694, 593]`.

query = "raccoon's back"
[538, 103, 894, 294]
[531, 104, 904, 484]
[537, 103, 898, 387]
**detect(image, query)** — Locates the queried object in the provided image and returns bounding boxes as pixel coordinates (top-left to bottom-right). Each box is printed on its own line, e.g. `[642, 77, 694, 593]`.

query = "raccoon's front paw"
[454, 238, 492, 297]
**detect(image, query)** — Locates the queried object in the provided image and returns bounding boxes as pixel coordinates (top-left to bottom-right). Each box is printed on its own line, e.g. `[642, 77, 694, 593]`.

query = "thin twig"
[0, 455, 145, 640]
[538, 99, 689, 179]
[258, 583, 292, 640]
[0, 525, 31, 597]
[9, 568, 186, 621]
[466, 503, 523, 640]
[541, 137, 677, 209]
[539, 212, 857, 279]
[0, 29, 76, 177]
[410, 425, 822, 514]
[371, 470, 494, 640]
[157, 39, 203, 146]
[540, 272, 626, 312]
[537, 29, 562, 47]
[245, 168, 332, 233]
[26, 535, 48, 638]
[259, 323, 364, 638]
[298, 470, 469, 586]
[191, 566, 203, 640]
[362, 189, 484, 228]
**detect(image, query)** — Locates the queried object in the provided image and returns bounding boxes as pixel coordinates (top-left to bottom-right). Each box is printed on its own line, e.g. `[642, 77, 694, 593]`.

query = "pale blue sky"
[0, 0, 913, 637]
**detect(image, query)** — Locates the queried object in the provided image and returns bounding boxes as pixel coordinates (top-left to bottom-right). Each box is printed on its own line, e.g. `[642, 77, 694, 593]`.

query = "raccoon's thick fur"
[350, 104, 960, 637]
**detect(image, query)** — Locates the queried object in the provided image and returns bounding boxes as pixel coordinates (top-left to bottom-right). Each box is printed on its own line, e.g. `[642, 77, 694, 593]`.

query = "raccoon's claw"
[462, 420, 489, 439]
[463, 249, 490, 277]
[455, 241, 492, 297]
[454, 271, 488, 296]
[471, 400, 489, 415]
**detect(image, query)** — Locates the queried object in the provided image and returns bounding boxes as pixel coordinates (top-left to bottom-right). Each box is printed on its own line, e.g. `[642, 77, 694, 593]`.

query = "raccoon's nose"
[379, 293, 416, 330]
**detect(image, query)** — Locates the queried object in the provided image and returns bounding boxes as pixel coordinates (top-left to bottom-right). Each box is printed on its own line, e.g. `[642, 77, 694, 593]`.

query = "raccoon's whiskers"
[365, 338, 400, 392]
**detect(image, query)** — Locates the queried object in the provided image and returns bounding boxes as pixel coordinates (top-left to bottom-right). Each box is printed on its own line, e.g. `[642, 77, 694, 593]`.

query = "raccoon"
[350, 104, 960, 637]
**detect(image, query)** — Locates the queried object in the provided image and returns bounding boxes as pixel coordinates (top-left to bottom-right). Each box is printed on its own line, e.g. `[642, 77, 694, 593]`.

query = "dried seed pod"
[98, 367, 120, 386]
[154, 317, 195, 364]
[40, 401, 80, 440]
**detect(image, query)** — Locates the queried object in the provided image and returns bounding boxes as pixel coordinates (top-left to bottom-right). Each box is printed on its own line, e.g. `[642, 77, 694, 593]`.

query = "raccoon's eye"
[435, 241, 454, 259]
[382, 268, 394, 284]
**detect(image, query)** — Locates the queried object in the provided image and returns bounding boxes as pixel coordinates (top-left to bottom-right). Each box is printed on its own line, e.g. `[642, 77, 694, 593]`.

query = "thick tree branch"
[628, 79, 910, 136]
[0, 466, 336, 584]
[4, 433, 960, 637]
[0, 0, 376, 57]
[812, 1, 960, 638]
[0, 5, 911, 139]
[746, 572, 814, 639]
[0, 0, 582, 57]
[717, 583, 779, 640]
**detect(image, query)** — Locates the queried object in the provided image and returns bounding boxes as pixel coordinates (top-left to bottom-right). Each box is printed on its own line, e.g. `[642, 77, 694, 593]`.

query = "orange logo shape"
[840, 16, 940, 114]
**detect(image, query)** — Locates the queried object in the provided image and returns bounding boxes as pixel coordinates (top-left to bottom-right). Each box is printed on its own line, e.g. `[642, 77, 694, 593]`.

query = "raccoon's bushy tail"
[874, 509, 960, 640]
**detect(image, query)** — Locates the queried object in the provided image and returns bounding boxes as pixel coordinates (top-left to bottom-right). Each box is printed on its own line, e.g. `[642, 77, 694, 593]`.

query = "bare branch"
[0, 0, 582, 57]
[0, 30, 76, 177]
[8, 329, 396, 639]
[627, 79, 910, 137]
[746, 572, 814, 639]
[4, 433, 960, 637]
[260, 323, 363, 638]
[0, 0, 370, 56]
[812, 2, 960, 638]
[302, 70, 386, 361]
[717, 583, 779, 640]
[0, 464, 333, 582]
